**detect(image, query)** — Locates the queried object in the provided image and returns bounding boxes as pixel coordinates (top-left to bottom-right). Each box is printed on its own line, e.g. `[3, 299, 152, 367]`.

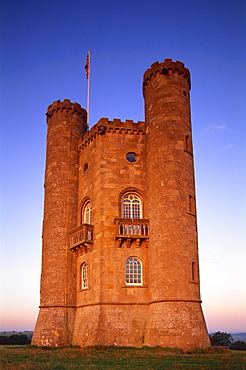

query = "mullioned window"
[125, 257, 142, 285]
[81, 263, 88, 289]
[122, 194, 142, 219]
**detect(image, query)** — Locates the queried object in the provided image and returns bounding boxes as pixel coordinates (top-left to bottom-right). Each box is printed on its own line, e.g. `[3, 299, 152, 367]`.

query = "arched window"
[81, 263, 88, 289]
[122, 194, 142, 219]
[83, 201, 92, 224]
[125, 257, 142, 285]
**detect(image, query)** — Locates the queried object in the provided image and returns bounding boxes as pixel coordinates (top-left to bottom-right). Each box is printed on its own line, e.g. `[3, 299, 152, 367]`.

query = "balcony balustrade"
[114, 217, 149, 248]
[69, 224, 93, 256]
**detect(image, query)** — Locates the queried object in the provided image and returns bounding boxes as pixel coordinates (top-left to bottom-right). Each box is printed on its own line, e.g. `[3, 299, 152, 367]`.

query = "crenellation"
[47, 99, 87, 117]
[143, 59, 191, 95]
[79, 118, 145, 151]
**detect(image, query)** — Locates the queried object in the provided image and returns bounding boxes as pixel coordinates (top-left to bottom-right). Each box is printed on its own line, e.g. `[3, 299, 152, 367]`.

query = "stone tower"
[32, 59, 210, 350]
[32, 100, 87, 346]
[143, 59, 209, 348]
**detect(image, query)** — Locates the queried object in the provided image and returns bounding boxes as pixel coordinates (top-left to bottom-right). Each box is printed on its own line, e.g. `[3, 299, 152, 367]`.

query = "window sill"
[78, 287, 90, 292]
[122, 284, 148, 288]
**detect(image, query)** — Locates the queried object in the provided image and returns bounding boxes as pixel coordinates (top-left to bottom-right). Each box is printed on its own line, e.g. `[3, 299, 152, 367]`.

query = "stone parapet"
[143, 58, 191, 95]
[46, 99, 88, 135]
[79, 118, 145, 150]
[46, 99, 87, 118]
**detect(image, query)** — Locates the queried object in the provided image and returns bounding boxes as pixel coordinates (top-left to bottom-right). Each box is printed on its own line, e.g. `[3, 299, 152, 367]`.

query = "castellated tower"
[32, 59, 210, 350]
[32, 100, 87, 346]
[143, 59, 209, 348]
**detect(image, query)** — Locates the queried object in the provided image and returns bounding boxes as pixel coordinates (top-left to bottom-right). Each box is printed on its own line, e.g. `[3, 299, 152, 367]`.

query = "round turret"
[46, 99, 88, 134]
[143, 59, 210, 349]
[32, 100, 87, 347]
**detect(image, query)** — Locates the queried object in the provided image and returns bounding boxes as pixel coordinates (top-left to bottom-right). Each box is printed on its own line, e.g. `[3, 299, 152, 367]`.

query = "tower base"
[72, 304, 149, 347]
[145, 301, 210, 350]
[71, 302, 209, 350]
[32, 306, 76, 347]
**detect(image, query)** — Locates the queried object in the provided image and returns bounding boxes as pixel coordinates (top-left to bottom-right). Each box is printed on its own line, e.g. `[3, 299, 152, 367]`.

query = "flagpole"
[86, 50, 91, 128]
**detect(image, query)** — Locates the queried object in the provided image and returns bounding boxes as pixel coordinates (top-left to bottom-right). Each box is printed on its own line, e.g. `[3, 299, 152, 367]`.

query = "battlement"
[79, 118, 145, 150]
[46, 99, 87, 126]
[143, 58, 191, 94]
[97, 117, 145, 130]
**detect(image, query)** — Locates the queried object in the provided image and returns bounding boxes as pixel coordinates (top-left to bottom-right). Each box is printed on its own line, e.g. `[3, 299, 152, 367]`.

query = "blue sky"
[0, 0, 245, 333]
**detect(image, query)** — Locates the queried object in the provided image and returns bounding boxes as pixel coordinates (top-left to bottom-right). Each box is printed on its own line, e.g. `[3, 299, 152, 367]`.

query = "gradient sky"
[0, 0, 245, 334]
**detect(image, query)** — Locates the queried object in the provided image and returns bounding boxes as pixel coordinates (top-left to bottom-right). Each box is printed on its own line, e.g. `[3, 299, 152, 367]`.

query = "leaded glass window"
[81, 263, 88, 289]
[122, 194, 141, 219]
[125, 257, 142, 285]
[83, 201, 92, 224]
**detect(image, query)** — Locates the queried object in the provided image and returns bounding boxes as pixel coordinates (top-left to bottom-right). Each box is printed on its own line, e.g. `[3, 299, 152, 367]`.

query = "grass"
[0, 345, 245, 369]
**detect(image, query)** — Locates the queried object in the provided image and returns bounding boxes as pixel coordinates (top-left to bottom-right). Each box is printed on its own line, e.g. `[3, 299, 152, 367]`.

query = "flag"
[85, 53, 90, 79]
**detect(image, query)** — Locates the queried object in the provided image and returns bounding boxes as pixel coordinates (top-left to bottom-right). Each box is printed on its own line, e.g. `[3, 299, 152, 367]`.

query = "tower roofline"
[79, 118, 145, 151]
[143, 59, 191, 95]
[46, 99, 87, 127]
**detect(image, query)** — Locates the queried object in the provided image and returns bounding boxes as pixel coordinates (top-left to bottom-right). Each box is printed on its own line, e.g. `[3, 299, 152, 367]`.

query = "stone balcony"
[114, 217, 149, 248]
[69, 224, 93, 256]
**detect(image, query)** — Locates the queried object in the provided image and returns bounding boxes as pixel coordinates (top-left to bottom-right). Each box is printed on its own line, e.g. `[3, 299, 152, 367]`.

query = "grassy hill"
[0, 345, 246, 370]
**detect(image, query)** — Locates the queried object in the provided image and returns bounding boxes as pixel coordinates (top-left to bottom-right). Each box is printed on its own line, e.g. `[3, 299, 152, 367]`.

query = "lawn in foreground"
[0, 345, 245, 370]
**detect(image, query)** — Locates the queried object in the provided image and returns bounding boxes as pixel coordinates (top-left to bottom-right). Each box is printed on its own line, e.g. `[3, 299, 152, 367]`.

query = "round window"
[126, 152, 137, 163]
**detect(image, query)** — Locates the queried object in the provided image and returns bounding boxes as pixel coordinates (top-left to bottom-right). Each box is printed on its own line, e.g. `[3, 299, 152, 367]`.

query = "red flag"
[85, 53, 89, 79]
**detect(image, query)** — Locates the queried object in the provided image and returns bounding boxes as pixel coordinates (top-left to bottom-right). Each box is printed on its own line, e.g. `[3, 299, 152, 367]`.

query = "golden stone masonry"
[32, 59, 210, 350]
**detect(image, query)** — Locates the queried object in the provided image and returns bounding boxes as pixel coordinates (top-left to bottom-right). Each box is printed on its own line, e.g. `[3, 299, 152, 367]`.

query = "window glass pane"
[122, 199, 131, 218]
[83, 202, 92, 224]
[125, 257, 142, 285]
[122, 194, 141, 219]
[126, 152, 137, 163]
[81, 263, 88, 289]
